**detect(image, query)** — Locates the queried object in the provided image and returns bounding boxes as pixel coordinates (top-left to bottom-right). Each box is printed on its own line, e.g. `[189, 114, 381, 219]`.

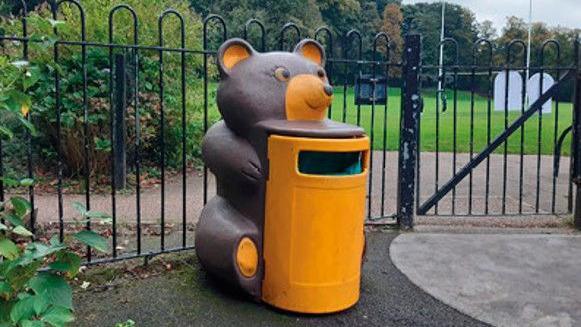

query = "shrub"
[0, 178, 111, 327]
[1, 1, 208, 180]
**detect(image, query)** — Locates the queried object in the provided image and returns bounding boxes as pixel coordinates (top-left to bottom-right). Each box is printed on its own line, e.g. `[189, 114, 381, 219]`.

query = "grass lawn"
[206, 85, 573, 155]
[328, 87, 573, 155]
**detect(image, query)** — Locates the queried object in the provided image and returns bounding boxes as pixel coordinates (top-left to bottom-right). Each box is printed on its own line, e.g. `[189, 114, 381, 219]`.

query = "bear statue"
[195, 37, 367, 311]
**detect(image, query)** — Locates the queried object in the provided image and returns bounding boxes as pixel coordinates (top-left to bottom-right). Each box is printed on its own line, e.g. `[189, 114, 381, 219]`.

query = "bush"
[0, 178, 111, 327]
[1, 1, 208, 180]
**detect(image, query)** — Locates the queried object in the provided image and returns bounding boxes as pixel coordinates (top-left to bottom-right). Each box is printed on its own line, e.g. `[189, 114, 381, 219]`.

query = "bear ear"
[294, 39, 325, 66]
[217, 38, 255, 76]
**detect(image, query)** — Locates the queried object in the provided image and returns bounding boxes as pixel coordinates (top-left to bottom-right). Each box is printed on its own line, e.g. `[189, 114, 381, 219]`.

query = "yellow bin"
[262, 134, 369, 314]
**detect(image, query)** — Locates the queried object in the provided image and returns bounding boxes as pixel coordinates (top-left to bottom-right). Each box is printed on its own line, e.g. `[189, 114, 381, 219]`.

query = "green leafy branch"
[0, 178, 111, 327]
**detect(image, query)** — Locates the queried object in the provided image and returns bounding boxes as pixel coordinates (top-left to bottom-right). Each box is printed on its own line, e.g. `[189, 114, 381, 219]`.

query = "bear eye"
[274, 67, 291, 81]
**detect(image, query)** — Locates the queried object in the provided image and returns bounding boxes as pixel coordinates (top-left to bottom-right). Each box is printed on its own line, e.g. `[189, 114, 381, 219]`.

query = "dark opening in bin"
[298, 151, 363, 175]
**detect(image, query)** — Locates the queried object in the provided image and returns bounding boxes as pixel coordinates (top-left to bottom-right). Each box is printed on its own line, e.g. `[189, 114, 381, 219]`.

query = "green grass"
[207, 85, 573, 155]
[328, 87, 573, 155]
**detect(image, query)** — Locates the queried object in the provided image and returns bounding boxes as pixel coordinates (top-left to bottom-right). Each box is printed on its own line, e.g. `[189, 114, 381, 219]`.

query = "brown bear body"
[195, 38, 362, 299]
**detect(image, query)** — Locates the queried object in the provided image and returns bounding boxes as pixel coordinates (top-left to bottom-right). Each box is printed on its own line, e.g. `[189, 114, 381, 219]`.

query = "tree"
[497, 16, 528, 46]
[402, 2, 479, 65]
[192, 0, 324, 51]
[375, 0, 401, 16]
[356, 1, 382, 57]
[476, 19, 497, 40]
[380, 3, 403, 62]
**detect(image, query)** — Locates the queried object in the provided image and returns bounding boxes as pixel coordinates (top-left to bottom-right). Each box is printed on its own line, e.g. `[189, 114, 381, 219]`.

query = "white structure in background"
[494, 71, 524, 111]
[527, 72, 554, 114]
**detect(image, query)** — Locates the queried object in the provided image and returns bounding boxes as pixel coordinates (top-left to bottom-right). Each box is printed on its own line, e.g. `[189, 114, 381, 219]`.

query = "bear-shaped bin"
[195, 37, 369, 314]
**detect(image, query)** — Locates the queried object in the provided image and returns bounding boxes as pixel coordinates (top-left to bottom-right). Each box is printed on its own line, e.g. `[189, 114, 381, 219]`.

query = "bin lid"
[255, 119, 365, 138]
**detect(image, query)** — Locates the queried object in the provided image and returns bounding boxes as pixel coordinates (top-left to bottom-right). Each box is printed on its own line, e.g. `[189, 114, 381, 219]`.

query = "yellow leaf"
[21, 104, 30, 117]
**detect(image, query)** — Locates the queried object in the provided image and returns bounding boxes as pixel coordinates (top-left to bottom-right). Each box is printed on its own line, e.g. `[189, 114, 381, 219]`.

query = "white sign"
[527, 73, 554, 114]
[494, 71, 523, 112]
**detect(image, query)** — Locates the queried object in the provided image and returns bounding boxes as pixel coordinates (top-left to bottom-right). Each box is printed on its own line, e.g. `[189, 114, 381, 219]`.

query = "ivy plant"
[0, 178, 111, 327]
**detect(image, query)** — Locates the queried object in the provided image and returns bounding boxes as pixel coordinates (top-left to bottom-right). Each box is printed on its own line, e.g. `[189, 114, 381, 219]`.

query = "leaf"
[71, 202, 87, 216]
[10, 197, 31, 218]
[19, 178, 35, 187]
[10, 294, 35, 324]
[73, 230, 109, 253]
[0, 299, 14, 323]
[4, 91, 27, 113]
[6, 261, 42, 292]
[32, 291, 49, 316]
[48, 236, 61, 247]
[49, 252, 81, 277]
[22, 66, 41, 91]
[21, 320, 46, 327]
[18, 117, 37, 136]
[4, 213, 24, 227]
[46, 19, 65, 29]
[41, 306, 74, 327]
[84, 211, 111, 220]
[0, 223, 7, 231]
[11, 61, 29, 68]
[0, 281, 12, 297]
[28, 273, 72, 310]
[24, 242, 66, 263]
[0, 178, 19, 187]
[0, 238, 19, 260]
[21, 104, 30, 117]
[0, 126, 14, 139]
[12, 226, 33, 237]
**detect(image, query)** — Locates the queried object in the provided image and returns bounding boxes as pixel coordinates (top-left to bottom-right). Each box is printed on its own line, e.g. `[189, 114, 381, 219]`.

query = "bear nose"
[323, 84, 333, 96]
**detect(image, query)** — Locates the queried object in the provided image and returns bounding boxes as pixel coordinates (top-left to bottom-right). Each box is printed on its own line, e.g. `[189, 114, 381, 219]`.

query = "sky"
[401, 0, 581, 31]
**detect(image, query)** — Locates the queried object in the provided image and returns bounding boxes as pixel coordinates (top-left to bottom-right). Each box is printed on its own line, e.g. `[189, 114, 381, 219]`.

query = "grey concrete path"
[21, 151, 572, 225]
[74, 232, 487, 327]
[390, 233, 581, 327]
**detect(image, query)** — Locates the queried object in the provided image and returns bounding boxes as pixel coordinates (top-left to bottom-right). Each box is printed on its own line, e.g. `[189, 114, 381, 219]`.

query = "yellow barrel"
[262, 135, 369, 314]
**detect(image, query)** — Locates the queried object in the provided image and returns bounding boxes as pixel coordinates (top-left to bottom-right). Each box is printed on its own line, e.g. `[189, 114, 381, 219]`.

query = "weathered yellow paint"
[285, 74, 332, 121]
[236, 237, 258, 278]
[262, 135, 369, 313]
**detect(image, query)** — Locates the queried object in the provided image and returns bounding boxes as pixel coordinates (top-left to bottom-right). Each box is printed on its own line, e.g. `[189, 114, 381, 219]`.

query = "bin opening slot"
[298, 151, 364, 175]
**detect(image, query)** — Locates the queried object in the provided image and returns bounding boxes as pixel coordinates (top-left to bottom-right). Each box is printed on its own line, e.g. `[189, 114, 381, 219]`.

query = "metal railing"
[0, 2, 401, 265]
[1, 2, 578, 264]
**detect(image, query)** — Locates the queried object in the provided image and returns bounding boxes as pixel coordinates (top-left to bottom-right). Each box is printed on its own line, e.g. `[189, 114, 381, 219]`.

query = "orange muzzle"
[285, 74, 333, 121]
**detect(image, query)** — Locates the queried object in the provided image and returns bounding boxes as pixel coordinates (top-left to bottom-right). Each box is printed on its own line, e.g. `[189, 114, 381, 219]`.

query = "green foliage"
[0, 1, 207, 178]
[402, 2, 478, 66]
[56, 0, 202, 49]
[0, 179, 111, 327]
[0, 57, 41, 139]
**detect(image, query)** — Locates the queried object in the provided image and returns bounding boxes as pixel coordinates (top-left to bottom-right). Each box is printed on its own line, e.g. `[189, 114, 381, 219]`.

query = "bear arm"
[202, 121, 262, 185]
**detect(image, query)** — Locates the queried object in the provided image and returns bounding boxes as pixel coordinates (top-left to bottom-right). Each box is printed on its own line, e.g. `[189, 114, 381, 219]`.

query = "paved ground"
[21, 152, 572, 225]
[390, 233, 581, 327]
[74, 231, 488, 327]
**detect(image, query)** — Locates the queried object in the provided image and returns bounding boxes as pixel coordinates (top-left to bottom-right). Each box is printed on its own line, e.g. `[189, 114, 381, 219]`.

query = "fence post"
[397, 34, 421, 229]
[113, 54, 127, 189]
[573, 40, 581, 229]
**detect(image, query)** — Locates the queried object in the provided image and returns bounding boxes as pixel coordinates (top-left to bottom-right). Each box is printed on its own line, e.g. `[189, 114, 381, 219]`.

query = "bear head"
[216, 38, 333, 137]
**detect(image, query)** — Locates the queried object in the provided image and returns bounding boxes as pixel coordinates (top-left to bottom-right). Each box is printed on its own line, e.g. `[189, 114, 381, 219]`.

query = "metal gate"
[396, 35, 581, 228]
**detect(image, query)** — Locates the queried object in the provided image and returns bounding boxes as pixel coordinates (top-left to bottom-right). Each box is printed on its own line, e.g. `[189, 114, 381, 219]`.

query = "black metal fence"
[0, 2, 403, 265]
[0, 1, 579, 264]
[415, 38, 579, 218]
